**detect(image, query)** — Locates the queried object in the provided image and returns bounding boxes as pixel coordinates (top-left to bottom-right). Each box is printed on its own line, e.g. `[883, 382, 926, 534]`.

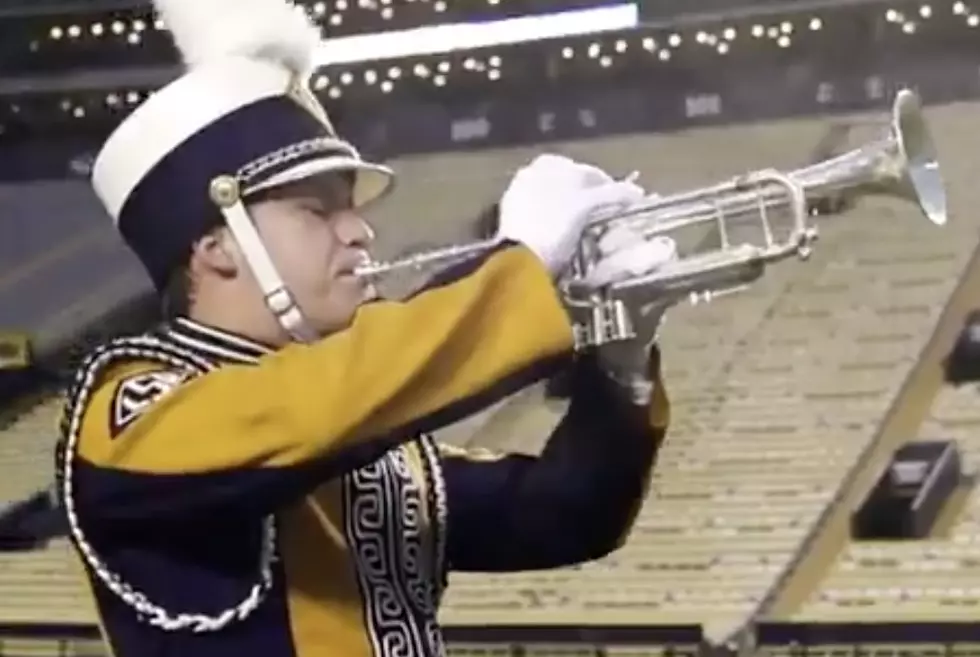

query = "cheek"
[252, 209, 356, 298]
[303, 231, 347, 294]
[268, 221, 333, 262]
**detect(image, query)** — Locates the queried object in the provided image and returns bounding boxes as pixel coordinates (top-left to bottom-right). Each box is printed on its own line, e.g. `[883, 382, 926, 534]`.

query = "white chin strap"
[210, 176, 318, 344]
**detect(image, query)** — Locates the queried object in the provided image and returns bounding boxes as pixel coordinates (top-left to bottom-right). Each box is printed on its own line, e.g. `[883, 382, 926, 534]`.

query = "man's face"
[246, 172, 377, 336]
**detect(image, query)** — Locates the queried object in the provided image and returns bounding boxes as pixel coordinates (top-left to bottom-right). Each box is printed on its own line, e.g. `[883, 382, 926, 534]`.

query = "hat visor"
[245, 155, 395, 209]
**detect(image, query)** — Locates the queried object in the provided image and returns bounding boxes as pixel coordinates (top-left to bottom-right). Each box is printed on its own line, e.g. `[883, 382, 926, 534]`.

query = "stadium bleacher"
[0, 181, 148, 356]
[436, 101, 980, 644]
[793, 391, 980, 623]
[3, 0, 980, 655]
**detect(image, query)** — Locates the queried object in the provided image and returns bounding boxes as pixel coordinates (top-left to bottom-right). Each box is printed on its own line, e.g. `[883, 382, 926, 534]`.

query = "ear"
[188, 227, 239, 280]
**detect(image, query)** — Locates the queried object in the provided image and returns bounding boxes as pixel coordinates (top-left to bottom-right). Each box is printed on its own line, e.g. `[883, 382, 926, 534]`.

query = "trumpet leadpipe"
[354, 237, 501, 281]
[352, 187, 669, 282]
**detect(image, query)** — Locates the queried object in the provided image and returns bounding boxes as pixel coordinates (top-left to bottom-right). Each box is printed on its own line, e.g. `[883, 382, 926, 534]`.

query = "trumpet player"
[53, 0, 675, 655]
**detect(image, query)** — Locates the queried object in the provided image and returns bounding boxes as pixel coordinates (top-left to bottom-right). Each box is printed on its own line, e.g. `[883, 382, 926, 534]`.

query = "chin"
[312, 314, 355, 338]
[331, 302, 365, 332]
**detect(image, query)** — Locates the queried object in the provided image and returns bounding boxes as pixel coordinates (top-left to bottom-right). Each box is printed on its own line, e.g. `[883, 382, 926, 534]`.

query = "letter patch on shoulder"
[110, 370, 186, 438]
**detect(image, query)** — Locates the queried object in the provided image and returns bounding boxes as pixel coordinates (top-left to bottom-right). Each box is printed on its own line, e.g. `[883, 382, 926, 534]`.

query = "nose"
[333, 210, 375, 248]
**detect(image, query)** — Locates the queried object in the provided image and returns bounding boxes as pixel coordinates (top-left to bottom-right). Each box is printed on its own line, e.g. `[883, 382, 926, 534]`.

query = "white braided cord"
[58, 335, 278, 633]
[417, 436, 448, 604]
[59, 128, 359, 633]
[238, 136, 358, 189]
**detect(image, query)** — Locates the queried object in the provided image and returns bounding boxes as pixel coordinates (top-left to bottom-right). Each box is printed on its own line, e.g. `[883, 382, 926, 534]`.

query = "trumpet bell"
[893, 88, 946, 226]
[805, 88, 946, 225]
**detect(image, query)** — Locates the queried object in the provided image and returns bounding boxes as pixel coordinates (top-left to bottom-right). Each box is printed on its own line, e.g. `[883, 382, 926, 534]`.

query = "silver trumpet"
[355, 88, 947, 347]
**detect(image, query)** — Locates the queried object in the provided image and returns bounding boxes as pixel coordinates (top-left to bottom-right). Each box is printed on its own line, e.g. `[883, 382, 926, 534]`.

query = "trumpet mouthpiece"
[353, 262, 385, 280]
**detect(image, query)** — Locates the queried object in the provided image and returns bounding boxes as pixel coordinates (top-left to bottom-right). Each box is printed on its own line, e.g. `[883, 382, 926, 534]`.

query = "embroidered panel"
[344, 441, 447, 657]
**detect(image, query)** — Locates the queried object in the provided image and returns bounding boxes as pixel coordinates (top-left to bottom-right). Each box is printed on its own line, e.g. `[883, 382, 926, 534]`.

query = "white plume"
[154, 0, 322, 74]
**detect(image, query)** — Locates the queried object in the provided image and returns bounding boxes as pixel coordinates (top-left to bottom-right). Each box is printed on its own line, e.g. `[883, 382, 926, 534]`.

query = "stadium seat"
[0, 540, 94, 624]
[0, 397, 63, 504]
[0, 395, 93, 627]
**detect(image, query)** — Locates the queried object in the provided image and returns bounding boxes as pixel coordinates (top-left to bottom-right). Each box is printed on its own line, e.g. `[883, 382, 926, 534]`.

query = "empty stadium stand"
[0, 181, 151, 360]
[3, 99, 980, 655]
[438, 99, 980, 645]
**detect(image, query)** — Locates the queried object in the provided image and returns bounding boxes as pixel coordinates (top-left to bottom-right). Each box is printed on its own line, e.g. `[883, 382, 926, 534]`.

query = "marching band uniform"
[59, 316, 667, 657]
[53, 0, 672, 655]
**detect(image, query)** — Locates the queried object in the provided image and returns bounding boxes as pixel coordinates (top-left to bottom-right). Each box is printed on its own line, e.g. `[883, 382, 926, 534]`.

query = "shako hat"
[91, 0, 393, 340]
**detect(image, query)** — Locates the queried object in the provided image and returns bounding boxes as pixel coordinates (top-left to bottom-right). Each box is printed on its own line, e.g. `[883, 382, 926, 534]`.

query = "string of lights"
[0, 0, 623, 75]
[0, 0, 978, 139]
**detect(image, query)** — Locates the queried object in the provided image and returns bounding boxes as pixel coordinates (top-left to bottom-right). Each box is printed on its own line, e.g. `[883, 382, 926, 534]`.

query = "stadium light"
[312, 3, 639, 66]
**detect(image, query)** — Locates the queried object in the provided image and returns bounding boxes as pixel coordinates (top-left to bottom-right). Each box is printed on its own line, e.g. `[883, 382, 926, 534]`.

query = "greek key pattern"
[344, 443, 447, 657]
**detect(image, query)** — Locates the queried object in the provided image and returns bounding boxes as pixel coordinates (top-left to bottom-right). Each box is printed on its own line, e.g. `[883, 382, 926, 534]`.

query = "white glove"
[584, 225, 678, 344]
[584, 227, 678, 288]
[497, 154, 644, 274]
[582, 226, 679, 404]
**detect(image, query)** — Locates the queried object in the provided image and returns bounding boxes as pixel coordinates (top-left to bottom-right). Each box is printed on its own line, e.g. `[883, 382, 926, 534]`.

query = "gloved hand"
[497, 154, 644, 275]
[586, 224, 677, 288]
[581, 225, 679, 404]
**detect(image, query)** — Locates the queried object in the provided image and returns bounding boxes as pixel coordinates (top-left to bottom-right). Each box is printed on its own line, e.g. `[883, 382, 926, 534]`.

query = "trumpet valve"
[568, 298, 636, 348]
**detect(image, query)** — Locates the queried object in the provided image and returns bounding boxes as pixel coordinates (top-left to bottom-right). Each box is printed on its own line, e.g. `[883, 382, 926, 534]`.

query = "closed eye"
[300, 203, 335, 220]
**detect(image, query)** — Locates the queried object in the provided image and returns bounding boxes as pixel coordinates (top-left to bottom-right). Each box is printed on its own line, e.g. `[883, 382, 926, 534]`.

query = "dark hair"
[159, 214, 225, 318]
[161, 265, 194, 318]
